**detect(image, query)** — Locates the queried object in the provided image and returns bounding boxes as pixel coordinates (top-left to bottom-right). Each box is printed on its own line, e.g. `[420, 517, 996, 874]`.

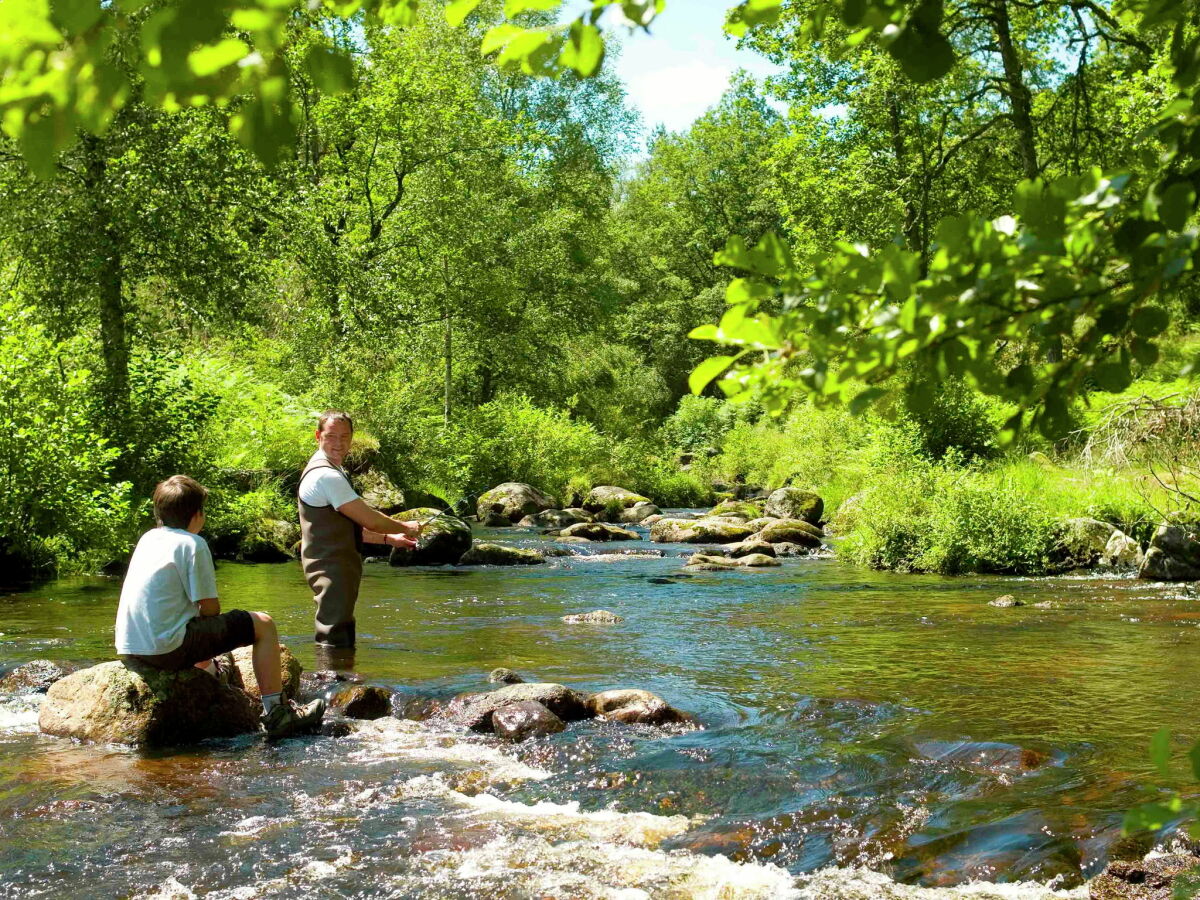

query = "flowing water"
[1, 516, 1198, 898]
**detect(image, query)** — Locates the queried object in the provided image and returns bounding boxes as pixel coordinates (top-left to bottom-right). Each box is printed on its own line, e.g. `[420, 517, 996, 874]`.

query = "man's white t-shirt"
[298, 450, 359, 509]
[115, 528, 218, 655]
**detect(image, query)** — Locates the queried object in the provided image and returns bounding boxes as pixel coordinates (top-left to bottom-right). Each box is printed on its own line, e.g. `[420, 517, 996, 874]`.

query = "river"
[1, 516, 1197, 898]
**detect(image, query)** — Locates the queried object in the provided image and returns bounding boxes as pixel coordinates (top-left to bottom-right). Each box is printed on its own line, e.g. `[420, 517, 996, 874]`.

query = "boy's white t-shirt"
[114, 527, 218, 656]
[298, 450, 359, 509]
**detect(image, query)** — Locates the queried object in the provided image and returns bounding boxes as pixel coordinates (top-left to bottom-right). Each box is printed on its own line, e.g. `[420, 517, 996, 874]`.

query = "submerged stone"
[491, 700, 565, 741]
[587, 689, 695, 726]
[0, 659, 81, 694]
[561, 610, 623, 624]
[457, 542, 544, 566]
[990, 595, 1024, 608]
[445, 682, 590, 732]
[1090, 854, 1200, 900]
[331, 685, 393, 720]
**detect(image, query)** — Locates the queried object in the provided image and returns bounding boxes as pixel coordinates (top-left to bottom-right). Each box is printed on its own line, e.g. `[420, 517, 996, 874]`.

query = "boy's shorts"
[129, 610, 256, 671]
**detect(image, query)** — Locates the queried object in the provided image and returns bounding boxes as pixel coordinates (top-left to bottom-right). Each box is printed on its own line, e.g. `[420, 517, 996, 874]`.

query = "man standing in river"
[299, 411, 421, 648]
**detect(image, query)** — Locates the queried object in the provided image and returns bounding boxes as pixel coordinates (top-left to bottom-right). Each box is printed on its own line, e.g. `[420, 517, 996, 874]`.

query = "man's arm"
[337, 499, 421, 544]
[198, 597, 220, 616]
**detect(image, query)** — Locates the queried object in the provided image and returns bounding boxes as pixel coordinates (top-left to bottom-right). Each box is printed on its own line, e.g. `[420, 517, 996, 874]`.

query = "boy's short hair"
[154, 475, 207, 529]
[317, 410, 354, 434]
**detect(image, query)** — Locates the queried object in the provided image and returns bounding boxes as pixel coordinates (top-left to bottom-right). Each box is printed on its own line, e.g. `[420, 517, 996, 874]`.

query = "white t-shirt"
[298, 450, 359, 509]
[115, 527, 218, 655]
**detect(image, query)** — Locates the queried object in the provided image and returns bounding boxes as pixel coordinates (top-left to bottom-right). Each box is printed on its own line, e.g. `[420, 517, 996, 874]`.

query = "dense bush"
[0, 302, 131, 577]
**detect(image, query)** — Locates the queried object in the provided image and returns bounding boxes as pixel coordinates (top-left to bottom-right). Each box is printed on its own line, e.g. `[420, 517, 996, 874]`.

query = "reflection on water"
[0, 519, 1194, 897]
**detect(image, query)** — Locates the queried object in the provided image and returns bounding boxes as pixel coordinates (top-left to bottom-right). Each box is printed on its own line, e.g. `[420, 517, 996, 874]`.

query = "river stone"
[990, 595, 1024, 608]
[558, 522, 641, 542]
[491, 700, 566, 741]
[476, 483, 556, 525]
[728, 540, 776, 559]
[618, 502, 661, 524]
[685, 553, 741, 571]
[457, 542, 545, 566]
[0, 659, 81, 694]
[755, 519, 823, 547]
[230, 643, 302, 701]
[764, 488, 824, 525]
[357, 469, 406, 515]
[745, 517, 783, 532]
[587, 689, 694, 726]
[389, 507, 473, 566]
[772, 541, 818, 557]
[562, 610, 624, 624]
[1055, 517, 1116, 569]
[445, 683, 590, 732]
[331, 685, 393, 720]
[707, 500, 763, 521]
[1139, 518, 1200, 581]
[583, 486, 651, 512]
[650, 518, 755, 544]
[737, 553, 782, 568]
[518, 508, 592, 528]
[392, 694, 443, 721]
[489, 667, 525, 684]
[1102, 531, 1143, 570]
[39, 660, 260, 747]
[237, 519, 300, 563]
[1090, 854, 1200, 900]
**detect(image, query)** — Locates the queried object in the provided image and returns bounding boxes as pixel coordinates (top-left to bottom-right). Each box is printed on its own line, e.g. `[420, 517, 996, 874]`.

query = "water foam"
[793, 867, 1088, 899]
[347, 718, 552, 782]
[0, 695, 41, 734]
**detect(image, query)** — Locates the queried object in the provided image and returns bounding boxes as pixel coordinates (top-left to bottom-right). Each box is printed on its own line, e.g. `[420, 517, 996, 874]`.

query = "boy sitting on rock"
[114, 475, 324, 741]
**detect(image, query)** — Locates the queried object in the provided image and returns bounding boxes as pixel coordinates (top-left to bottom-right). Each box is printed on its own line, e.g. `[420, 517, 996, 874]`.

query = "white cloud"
[624, 61, 738, 133]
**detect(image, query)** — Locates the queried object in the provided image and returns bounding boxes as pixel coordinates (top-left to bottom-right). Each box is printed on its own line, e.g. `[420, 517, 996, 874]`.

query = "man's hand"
[385, 533, 418, 550]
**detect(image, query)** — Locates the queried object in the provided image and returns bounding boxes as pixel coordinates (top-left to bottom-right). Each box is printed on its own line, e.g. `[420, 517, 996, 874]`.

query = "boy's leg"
[249, 611, 282, 696]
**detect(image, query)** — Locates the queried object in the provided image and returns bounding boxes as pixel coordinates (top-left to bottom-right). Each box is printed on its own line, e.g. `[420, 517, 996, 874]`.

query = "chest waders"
[298, 462, 364, 647]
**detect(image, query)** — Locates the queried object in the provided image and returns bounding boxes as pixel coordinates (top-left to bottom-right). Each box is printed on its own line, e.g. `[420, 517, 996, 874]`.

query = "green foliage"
[0, 301, 130, 576]
[902, 376, 1006, 461]
[204, 483, 296, 559]
[658, 395, 760, 454]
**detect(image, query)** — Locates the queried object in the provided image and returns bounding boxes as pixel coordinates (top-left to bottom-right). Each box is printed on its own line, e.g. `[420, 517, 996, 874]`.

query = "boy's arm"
[198, 597, 220, 616]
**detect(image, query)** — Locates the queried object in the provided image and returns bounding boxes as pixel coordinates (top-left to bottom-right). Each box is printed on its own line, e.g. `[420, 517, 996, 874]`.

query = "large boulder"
[649, 518, 755, 544]
[685, 554, 741, 571]
[728, 540, 776, 559]
[230, 644, 302, 701]
[707, 500, 763, 521]
[476, 483, 556, 526]
[237, 519, 300, 563]
[39, 660, 261, 747]
[587, 689, 694, 726]
[755, 519, 823, 547]
[389, 507, 473, 566]
[1054, 517, 1116, 569]
[518, 508, 592, 528]
[583, 486, 651, 513]
[458, 542, 545, 566]
[330, 685, 393, 720]
[444, 682, 590, 732]
[558, 522, 641, 542]
[618, 502, 661, 525]
[764, 488, 824, 525]
[492, 700, 566, 741]
[0, 659, 81, 694]
[357, 469, 406, 515]
[1139, 517, 1200, 581]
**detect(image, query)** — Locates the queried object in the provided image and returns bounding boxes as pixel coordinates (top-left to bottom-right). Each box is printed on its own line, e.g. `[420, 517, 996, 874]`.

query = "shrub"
[659, 395, 759, 454]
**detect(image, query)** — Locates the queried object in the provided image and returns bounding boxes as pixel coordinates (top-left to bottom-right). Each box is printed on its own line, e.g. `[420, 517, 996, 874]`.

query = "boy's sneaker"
[261, 698, 325, 741]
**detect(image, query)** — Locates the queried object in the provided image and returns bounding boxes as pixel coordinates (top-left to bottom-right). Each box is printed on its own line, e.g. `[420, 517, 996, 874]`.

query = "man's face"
[317, 420, 352, 465]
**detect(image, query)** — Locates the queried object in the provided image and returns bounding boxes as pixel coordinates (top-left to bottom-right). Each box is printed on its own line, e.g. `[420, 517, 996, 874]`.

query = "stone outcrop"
[230, 644, 302, 701]
[476, 483, 556, 526]
[763, 488, 824, 525]
[582, 486, 651, 513]
[1055, 517, 1117, 569]
[562, 610, 624, 624]
[357, 469, 406, 515]
[517, 508, 593, 528]
[650, 518, 755, 544]
[330, 685, 393, 720]
[389, 507, 473, 566]
[39, 660, 261, 747]
[1139, 518, 1200, 581]
[755, 519, 823, 547]
[587, 689, 694, 726]
[492, 700, 565, 741]
[445, 682, 590, 732]
[557, 522, 641, 542]
[457, 542, 545, 566]
[0, 659, 80, 694]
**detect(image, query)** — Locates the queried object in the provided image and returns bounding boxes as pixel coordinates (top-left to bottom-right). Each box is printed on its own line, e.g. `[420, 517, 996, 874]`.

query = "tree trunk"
[81, 133, 129, 420]
[990, 0, 1039, 180]
[887, 91, 922, 256]
[443, 310, 452, 427]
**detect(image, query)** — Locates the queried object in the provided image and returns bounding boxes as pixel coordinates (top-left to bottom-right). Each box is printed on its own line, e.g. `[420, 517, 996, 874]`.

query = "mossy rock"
[755, 519, 823, 547]
[389, 507, 473, 566]
[763, 488, 824, 525]
[582, 486, 651, 513]
[476, 483, 557, 525]
[707, 500, 763, 521]
[357, 469, 406, 515]
[558, 522, 641, 542]
[650, 518, 755, 544]
[458, 542, 545, 566]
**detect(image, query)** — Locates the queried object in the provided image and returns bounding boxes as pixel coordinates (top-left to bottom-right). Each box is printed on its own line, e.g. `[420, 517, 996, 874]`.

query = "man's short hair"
[317, 410, 354, 434]
[154, 475, 207, 529]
